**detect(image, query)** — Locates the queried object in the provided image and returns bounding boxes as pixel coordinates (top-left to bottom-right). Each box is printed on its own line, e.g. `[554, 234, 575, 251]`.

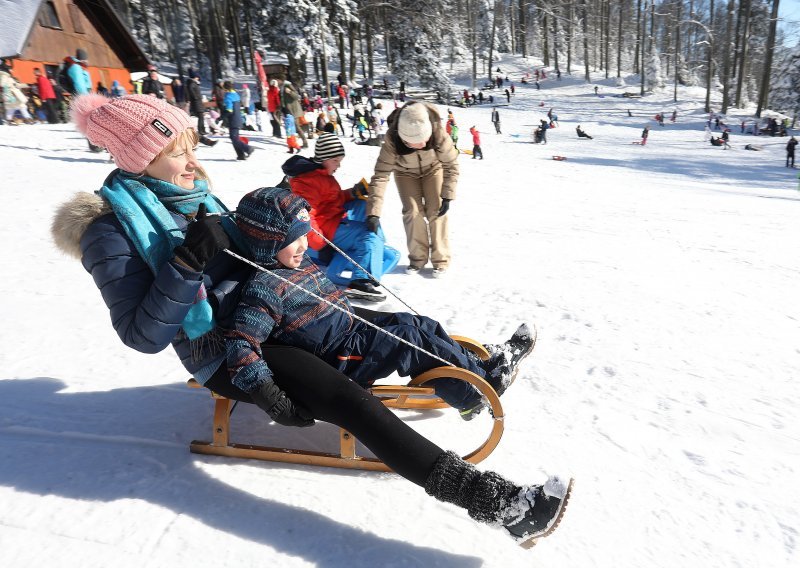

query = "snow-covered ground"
[2, 58, 799, 567]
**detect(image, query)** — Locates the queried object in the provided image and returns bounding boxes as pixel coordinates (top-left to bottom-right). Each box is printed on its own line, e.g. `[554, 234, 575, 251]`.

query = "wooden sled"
[188, 337, 504, 472]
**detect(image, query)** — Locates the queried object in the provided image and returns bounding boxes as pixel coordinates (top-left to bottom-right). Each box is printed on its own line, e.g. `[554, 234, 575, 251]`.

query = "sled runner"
[187, 334, 506, 471]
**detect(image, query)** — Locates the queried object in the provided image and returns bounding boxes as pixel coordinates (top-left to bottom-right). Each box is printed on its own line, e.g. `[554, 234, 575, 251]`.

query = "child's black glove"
[437, 198, 451, 218]
[173, 203, 231, 271]
[350, 180, 369, 200]
[250, 380, 315, 428]
[366, 215, 380, 233]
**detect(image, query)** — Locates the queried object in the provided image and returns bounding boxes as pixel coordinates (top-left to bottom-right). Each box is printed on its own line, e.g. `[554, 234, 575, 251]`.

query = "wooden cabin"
[1, 0, 149, 92]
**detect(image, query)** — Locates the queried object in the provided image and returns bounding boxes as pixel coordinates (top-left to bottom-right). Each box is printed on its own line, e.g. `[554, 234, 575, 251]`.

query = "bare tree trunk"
[581, 0, 590, 81]
[604, 0, 610, 78]
[348, 22, 357, 82]
[567, 2, 573, 73]
[735, 0, 751, 107]
[338, 33, 347, 85]
[489, 0, 499, 81]
[519, 0, 527, 57]
[720, 0, 735, 113]
[366, 20, 374, 83]
[756, 0, 780, 116]
[552, 4, 560, 75]
[634, 0, 642, 73]
[705, 0, 714, 113]
[617, 0, 623, 78]
[673, 0, 681, 101]
[244, 0, 256, 79]
[543, 12, 550, 66]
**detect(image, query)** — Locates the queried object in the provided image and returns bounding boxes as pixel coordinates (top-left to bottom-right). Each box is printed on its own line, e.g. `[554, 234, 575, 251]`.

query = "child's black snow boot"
[424, 451, 572, 547]
[481, 323, 537, 396]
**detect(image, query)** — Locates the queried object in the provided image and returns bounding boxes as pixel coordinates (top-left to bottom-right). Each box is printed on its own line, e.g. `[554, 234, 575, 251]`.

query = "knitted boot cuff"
[424, 450, 480, 507]
[466, 470, 517, 524]
[424, 451, 519, 524]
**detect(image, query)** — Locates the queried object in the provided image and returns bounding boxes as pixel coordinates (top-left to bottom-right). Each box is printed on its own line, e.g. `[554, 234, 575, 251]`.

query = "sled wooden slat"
[186, 336, 504, 470]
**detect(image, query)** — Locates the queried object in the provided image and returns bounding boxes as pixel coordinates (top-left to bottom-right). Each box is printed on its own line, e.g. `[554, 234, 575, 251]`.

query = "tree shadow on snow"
[0, 377, 482, 567]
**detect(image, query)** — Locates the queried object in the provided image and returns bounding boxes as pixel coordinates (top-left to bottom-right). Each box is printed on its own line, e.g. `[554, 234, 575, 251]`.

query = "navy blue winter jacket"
[79, 210, 250, 382]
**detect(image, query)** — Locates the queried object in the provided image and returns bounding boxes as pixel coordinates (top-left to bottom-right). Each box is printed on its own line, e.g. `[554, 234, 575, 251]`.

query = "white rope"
[223, 248, 456, 368]
[308, 225, 420, 315]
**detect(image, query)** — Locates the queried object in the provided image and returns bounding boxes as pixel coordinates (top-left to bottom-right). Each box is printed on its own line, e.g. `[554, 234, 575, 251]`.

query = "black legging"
[204, 344, 444, 487]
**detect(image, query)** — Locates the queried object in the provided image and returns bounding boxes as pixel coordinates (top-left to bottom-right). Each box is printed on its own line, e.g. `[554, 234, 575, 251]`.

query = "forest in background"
[107, 0, 800, 118]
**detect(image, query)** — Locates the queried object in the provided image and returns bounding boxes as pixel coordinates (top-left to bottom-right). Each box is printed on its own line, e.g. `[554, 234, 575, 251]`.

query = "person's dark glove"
[366, 215, 380, 234]
[437, 198, 451, 218]
[173, 203, 231, 271]
[350, 180, 369, 200]
[250, 380, 315, 427]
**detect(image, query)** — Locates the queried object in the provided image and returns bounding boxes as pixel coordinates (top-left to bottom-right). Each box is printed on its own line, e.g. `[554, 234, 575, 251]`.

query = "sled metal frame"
[188, 337, 503, 471]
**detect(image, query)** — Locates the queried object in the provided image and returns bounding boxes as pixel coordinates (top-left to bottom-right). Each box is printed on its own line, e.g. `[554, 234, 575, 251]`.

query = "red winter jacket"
[470, 127, 481, 145]
[37, 74, 56, 100]
[267, 85, 281, 113]
[288, 167, 353, 251]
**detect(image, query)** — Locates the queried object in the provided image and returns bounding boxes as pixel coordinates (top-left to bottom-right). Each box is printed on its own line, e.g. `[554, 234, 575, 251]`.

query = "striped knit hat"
[71, 94, 193, 174]
[236, 187, 312, 265]
[313, 132, 345, 162]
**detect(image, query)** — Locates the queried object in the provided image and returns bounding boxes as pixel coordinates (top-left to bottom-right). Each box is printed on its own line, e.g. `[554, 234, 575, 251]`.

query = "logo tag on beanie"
[151, 119, 173, 138]
[296, 209, 310, 222]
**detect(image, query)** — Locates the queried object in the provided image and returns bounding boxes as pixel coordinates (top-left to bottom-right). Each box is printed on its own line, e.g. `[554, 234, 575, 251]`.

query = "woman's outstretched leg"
[208, 345, 572, 545]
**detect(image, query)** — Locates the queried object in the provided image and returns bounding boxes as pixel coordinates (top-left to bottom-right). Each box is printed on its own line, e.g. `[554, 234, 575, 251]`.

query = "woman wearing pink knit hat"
[50, 94, 572, 550]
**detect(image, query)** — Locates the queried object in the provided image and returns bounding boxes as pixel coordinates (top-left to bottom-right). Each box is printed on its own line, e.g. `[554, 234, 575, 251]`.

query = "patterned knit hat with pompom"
[71, 94, 193, 173]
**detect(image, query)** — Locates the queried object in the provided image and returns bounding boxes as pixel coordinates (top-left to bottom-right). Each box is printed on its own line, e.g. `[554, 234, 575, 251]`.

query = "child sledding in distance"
[226, 186, 537, 422]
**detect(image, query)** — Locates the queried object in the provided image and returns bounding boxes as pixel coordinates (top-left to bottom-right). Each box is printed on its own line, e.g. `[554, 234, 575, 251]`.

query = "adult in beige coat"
[365, 101, 458, 276]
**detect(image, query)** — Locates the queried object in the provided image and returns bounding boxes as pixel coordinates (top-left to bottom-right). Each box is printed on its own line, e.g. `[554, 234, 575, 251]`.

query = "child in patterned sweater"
[225, 187, 535, 426]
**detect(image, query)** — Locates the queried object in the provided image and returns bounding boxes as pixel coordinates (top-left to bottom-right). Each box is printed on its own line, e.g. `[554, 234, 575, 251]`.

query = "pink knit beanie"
[71, 94, 194, 173]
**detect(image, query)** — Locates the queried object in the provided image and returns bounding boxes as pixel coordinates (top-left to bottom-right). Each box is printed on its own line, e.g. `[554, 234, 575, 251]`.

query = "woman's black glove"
[366, 215, 381, 234]
[250, 380, 315, 428]
[173, 203, 231, 271]
[437, 198, 451, 218]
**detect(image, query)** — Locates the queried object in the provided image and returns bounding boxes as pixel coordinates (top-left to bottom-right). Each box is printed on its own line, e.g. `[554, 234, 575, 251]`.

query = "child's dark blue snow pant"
[328, 312, 486, 410]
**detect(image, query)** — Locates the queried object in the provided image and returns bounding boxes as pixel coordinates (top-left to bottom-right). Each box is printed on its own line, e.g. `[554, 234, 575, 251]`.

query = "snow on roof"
[0, 0, 41, 58]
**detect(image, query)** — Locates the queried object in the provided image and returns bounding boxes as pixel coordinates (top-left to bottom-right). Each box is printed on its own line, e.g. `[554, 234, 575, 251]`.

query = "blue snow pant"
[328, 312, 486, 411]
[334, 226, 383, 282]
[229, 127, 252, 159]
[333, 200, 389, 282]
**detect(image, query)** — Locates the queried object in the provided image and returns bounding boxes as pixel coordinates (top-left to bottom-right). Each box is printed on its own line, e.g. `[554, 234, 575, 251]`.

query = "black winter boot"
[424, 451, 572, 547]
[482, 323, 537, 396]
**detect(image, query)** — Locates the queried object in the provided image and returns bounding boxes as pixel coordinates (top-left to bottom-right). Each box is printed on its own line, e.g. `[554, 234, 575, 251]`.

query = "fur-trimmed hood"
[51, 192, 111, 259]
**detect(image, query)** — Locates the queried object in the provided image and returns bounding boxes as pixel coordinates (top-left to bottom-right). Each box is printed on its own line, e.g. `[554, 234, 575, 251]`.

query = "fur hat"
[314, 132, 345, 162]
[70, 94, 193, 173]
[397, 103, 432, 145]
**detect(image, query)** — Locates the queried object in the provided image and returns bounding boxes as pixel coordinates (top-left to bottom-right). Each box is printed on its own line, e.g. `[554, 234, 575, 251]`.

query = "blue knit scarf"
[99, 169, 239, 340]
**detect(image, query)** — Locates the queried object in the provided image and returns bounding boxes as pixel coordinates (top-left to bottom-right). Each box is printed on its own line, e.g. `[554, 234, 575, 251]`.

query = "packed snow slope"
[1, 58, 799, 568]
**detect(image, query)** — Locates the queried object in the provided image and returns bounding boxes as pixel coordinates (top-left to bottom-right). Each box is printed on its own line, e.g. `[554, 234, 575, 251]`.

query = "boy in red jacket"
[469, 126, 483, 159]
[282, 133, 396, 301]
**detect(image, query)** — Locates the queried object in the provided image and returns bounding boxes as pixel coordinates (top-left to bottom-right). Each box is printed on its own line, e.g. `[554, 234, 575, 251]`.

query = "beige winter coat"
[366, 102, 459, 218]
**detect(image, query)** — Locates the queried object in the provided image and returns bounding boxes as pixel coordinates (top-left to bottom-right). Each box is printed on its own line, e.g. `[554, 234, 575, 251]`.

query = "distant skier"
[641, 126, 650, 146]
